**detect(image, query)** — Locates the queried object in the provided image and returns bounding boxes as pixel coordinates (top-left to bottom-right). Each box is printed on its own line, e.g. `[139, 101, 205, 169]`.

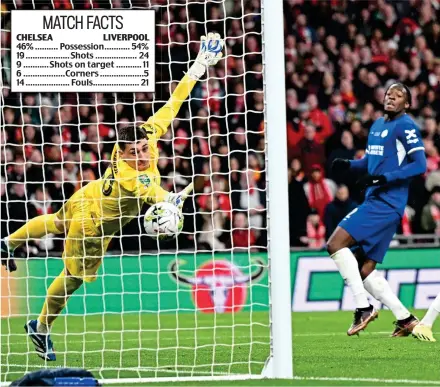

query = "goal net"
[1, 0, 291, 384]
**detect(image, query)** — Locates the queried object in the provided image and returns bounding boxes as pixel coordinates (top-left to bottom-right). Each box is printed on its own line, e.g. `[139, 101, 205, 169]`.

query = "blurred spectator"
[288, 166, 310, 247]
[301, 209, 326, 249]
[239, 169, 265, 236]
[421, 186, 440, 234]
[230, 127, 248, 168]
[198, 195, 227, 251]
[8, 155, 26, 185]
[401, 206, 415, 236]
[64, 154, 80, 185]
[231, 212, 257, 250]
[424, 138, 440, 174]
[327, 130, 356, 178]
[48, 167, 75, 211]
[291, 124, 326, 175]
[290, 158, 306, 183]
[425, 163, 440, 192]
[304, 164, 337, 220]
[328, 92, 347, 127]
[229, 157, 244, 210]
[324, 185, 357, 239]
[29, 186, 53, 216]
[8, 183, 37, 233]
[29, 186, 56, 251]
[76, 167, 97, 191]
[306, 94, 333, 143]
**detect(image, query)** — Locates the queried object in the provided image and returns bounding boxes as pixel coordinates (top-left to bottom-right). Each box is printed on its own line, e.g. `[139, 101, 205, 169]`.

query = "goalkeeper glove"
[165, 182, 193, 210]
[188, 32, 224, 81]
[356, 174, 387, 191]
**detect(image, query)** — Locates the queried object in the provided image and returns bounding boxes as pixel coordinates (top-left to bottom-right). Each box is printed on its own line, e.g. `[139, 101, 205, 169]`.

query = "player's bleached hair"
[385, 82, 412, 108]
[117, 126, 148, 150]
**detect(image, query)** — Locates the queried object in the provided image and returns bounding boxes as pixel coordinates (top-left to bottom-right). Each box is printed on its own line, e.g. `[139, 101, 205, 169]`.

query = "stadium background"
[1, 0, 440, 255]
[1, 1, 440, 384]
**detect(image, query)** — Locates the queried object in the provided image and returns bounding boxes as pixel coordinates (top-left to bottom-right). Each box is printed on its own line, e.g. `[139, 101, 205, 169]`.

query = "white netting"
[0, 0, 270, 383]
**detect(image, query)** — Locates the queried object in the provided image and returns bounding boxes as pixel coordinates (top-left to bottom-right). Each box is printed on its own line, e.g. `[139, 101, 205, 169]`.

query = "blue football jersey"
[365, 114, 424, 216]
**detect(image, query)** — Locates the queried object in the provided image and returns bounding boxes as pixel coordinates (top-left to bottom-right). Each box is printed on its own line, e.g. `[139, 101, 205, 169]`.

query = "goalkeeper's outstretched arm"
[141, 32, 224, 138]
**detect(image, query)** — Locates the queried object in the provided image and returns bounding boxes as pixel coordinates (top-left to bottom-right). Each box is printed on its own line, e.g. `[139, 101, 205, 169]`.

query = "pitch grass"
[1, 310, 440, 386]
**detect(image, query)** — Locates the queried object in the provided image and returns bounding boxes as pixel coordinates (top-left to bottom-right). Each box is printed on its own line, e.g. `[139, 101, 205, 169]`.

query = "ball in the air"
[144, 202, 184, 241]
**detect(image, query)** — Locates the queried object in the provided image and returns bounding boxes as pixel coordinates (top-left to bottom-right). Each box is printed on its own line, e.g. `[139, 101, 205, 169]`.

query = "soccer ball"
[144, 202, 184, 241]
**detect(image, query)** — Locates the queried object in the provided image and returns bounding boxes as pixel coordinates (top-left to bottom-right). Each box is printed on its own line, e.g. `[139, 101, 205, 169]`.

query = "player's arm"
[134, 173, 193, 209]
[332, 154, 368, 174]
[357, 123, 426, 189]
[385, 122, 426, 182]
[140, 32, 224, 138]
[349, 155, 369, 173]
[383, 147, 426, 182]
[140, 75, 197, 139]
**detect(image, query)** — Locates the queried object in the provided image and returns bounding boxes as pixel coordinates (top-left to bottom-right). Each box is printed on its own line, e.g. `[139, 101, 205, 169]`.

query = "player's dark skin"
[327, 85, 410, 279]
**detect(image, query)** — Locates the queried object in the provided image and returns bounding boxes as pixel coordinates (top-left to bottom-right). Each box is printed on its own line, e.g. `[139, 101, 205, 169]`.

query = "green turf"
[1, 311, 440, 386]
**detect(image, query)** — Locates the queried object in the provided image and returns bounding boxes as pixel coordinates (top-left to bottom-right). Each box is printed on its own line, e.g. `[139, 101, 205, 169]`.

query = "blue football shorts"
[338, 196, 401, 263]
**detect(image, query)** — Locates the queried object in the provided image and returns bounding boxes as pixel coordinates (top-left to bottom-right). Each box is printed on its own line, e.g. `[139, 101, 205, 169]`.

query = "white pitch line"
[293, 376, 440, 385]
[1, 333, 329, 346]
[4, 330, 437, 346]
[2, 373, 440, 386]
[3, 335, 268, 347]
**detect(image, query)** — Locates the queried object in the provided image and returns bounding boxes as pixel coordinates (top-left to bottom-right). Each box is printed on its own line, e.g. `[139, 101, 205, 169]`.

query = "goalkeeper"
[1, 33, 223, 362]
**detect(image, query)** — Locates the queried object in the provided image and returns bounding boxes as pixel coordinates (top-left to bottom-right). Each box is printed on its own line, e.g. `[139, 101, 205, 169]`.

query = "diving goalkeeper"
[1, 33, 223, 361]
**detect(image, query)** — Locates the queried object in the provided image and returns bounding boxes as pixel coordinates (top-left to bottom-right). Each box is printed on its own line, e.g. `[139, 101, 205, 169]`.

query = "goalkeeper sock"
[421, 292, 440, 327]
[7, 214, 63, 251]
[331, 248, 370, 309]
[38, 270, 83, 327]
[363, 270, 410, 320]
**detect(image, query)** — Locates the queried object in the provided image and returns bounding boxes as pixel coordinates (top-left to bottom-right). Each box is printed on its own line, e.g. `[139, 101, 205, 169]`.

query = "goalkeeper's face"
[120, 139, 150, 171]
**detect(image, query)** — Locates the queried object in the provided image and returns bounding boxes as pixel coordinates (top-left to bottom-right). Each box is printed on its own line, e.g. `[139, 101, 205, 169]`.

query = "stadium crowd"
[1, 0, 440, 255]
[285, 0, 440, 248]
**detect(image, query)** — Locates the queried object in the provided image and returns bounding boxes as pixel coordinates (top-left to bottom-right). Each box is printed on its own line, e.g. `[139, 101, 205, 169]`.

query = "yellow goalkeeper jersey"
[78, 74, 197, 236]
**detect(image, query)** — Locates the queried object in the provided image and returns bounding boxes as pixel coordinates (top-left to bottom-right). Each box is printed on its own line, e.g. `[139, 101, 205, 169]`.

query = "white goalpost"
[0, 0, 292, 383]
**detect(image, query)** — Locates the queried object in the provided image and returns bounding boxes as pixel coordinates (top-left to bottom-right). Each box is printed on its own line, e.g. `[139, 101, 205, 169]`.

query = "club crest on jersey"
[138, 174, 151, 186]
[405, 129, 419, 144]
[381, 130, 388, 138]
[170, 259, 265, 313]
[366, 145, 384, 156]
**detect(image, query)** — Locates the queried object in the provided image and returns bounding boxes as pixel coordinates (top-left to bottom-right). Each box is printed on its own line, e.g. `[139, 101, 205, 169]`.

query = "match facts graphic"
[170, 259, 266, 313]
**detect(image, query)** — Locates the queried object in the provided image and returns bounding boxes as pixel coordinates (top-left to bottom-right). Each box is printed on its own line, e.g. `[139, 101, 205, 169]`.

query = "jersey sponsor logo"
[381, 129, 388, 138]
[405, 129, 419, 144]
[170, 259, 265, 313]
[366, 145, 384, 156]
[138, 174, 151, 186]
